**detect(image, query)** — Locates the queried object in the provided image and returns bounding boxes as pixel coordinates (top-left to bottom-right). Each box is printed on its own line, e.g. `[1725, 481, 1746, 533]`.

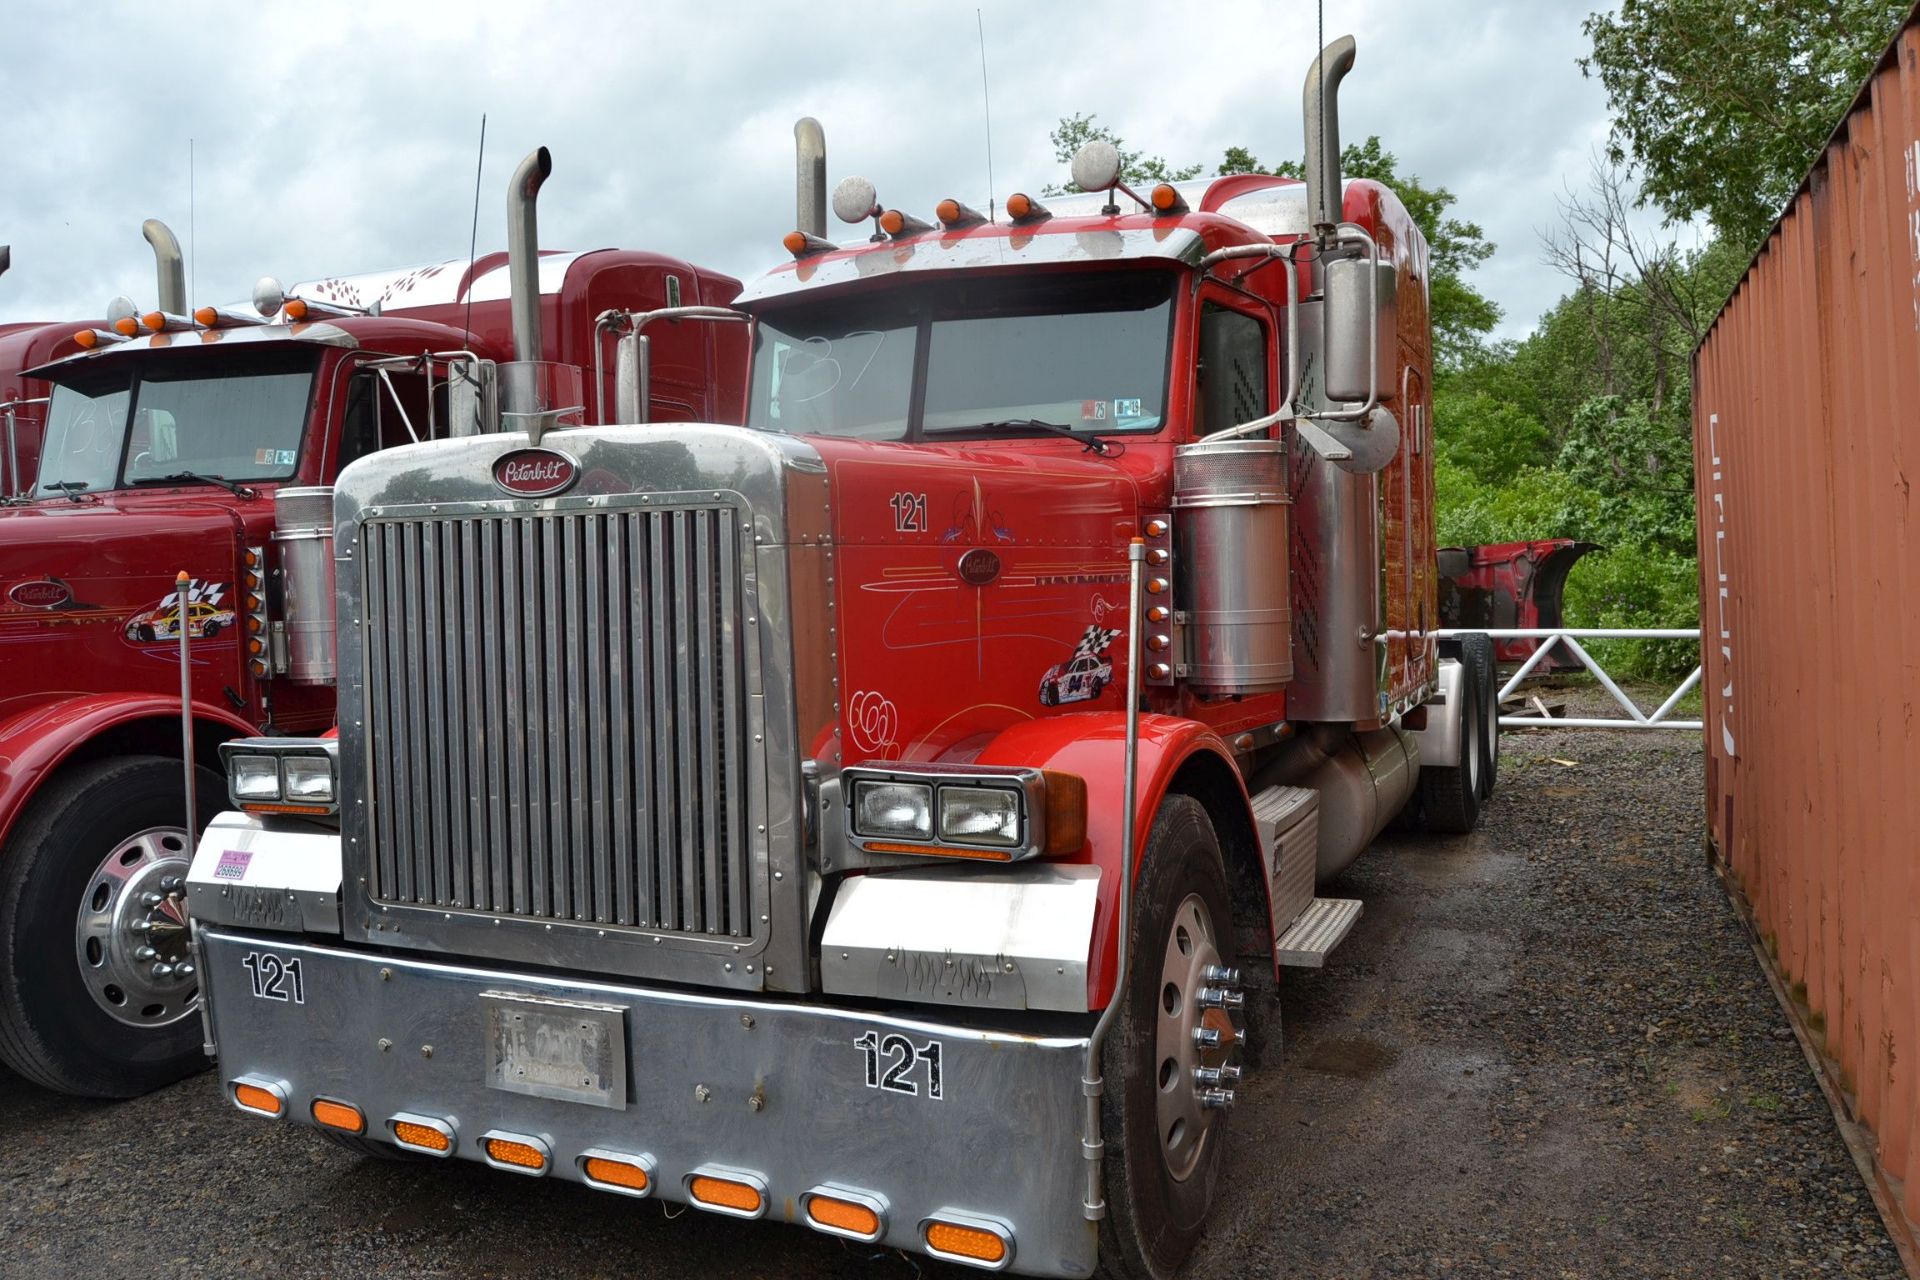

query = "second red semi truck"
[0, 151, 747, 1096]
[189, 37, 1498, 1280]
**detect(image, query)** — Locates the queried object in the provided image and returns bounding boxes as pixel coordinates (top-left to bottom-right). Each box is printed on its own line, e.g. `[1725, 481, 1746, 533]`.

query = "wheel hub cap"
[1152, 893, 1245, 1182]
[73, 826, 200, 1028]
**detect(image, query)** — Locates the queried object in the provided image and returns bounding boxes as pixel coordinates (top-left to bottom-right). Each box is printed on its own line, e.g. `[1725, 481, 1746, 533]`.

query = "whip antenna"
[976, 10, 996, 220]
[464, 113, 487, 341]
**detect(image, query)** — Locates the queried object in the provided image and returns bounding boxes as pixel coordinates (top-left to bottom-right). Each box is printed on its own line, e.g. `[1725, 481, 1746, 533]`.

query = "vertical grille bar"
[361, 501, 758, 946]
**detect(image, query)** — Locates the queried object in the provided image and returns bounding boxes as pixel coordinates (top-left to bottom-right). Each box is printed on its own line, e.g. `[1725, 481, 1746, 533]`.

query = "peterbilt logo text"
[492, 448, 578, 497]
[7, 579, 71, 608]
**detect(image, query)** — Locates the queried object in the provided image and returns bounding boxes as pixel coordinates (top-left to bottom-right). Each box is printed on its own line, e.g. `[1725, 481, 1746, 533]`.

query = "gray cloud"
[1, 0, 1666, 341]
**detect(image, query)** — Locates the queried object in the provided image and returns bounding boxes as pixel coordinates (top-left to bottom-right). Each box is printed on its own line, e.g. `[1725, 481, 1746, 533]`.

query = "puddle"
[1300, 1034, 1402, 1079]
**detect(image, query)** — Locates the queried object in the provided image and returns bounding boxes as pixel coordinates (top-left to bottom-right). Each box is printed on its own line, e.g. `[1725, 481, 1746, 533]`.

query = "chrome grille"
[360, 501, 756, 939]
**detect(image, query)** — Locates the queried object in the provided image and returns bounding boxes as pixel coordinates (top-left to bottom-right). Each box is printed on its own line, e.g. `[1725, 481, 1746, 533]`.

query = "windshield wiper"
[133, 470, 260, 500]
[41, 480, 91, 502]
[944, 418, 1116, 456]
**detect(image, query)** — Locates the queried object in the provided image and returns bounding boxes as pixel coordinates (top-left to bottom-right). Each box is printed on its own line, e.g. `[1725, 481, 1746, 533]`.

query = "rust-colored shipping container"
[1693, 5, 1920, 1260]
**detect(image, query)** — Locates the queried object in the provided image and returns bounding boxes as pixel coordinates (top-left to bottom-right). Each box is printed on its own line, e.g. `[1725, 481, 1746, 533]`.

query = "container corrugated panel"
[1693, 7, 1920, 1245]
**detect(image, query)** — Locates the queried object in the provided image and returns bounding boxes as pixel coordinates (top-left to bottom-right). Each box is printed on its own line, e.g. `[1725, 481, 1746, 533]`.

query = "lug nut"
[1200, 1088, 1236, 1110]
[1193, 1065, 1243, 1086]
[175, 962, 196, 978]
[160, 876, 184, 893]
[1203, 965, 1241, 986]
[1193, 1026, 1224, 1049]
[1198, 986, 1246, 1010]
[152, 963, 175, 978]
[135, 946, 158, 961]
[130, 920, 153, 935]
[140, 892, 164, 907]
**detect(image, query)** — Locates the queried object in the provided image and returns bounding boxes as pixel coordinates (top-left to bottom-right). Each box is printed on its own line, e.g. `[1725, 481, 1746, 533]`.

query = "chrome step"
[1273, 897, 1362, 968]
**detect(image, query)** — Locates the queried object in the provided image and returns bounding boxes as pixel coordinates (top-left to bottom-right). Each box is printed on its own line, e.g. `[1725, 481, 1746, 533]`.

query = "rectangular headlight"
[229, 754, 281, 801]
[938, 786, 1022, 846]
[282, 755, 334, 803]
[852, 781, 933, 840]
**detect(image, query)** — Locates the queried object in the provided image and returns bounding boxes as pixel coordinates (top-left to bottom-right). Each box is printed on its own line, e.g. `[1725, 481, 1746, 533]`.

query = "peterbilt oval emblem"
[8, 579, 71, 609]
[492, 448, 578, 498]
[956, 548, 1002, 586]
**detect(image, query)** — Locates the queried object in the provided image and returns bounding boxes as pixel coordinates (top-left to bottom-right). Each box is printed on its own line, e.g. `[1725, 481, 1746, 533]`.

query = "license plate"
[481, 992, 628, 1110]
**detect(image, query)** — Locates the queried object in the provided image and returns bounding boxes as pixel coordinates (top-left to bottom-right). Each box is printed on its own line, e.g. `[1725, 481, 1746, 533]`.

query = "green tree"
[1581, 0, 1908, 250]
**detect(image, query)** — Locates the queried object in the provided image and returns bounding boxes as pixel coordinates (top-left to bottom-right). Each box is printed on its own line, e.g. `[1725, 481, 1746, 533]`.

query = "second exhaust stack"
[507, 146, 552, 364]
[1303, 36, 1357, 238]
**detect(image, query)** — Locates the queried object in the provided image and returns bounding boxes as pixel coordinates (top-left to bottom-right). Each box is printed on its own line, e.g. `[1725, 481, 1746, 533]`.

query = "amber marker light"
[1042, 770, 1088, 856]
[862, 840, 1014, 862]
[688, 1172, 767, 1218]
[391, 1118, 453, 1154]
[482, 1134, 549, 1174]
[282, 298, 309, 321]
[924, 1219, 1011, 1267]
[231, 1080, 284, 1117]
[878, 209, 906, 235]
[112, 316, 141, 337]
[1150, 183, 1189, 214]
[311, 1099, 364, 1134]
[803, 1191, 884, 1241]
[194, 306, 219, 327]
[73, 329, 98, 349]
[580, 1153, 653, 1196]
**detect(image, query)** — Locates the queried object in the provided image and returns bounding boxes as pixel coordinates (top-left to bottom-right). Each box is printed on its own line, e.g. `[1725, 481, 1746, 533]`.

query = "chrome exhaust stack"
[794, 117, 827, 241]
[1302, 36, 1356, 242]
[506, 147, 552, 365]
[142, 219, 187, 317]
[0, 245, 10, 284]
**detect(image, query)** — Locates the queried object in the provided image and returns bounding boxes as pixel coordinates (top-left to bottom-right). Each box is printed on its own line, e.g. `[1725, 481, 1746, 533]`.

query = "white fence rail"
[1435, 628, 1702, 731]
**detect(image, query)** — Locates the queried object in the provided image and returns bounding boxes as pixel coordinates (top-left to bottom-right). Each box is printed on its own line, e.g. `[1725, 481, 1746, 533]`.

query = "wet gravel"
[0, 698, 1902, 1278]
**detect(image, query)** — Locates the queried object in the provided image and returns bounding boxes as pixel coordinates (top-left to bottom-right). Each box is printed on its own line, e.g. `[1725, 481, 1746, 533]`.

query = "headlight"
[282, 755, 334, 803]
[938, 786, 1021, 846]
[853, 781, 933, 840]
[230, 755, 282, 800]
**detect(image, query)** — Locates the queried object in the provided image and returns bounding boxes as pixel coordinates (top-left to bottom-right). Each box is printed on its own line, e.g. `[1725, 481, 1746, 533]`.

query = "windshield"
[36, 348, 319, 495]
[747, 270, 1176, 443]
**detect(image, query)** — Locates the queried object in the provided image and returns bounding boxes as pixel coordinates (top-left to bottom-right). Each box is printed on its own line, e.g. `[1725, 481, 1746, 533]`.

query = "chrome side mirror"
[447, 358, 499, 437]
[1322, 254, 1396, 405]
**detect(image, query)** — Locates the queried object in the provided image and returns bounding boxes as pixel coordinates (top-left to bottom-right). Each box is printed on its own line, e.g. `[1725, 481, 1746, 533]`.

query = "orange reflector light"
[782, 230, 807, 255]
[283, 298, 309, 321]
[862, 840, 1014, 863]
[244, 548, 261, 566]
[311, 1099, 364, 1134]
[926, 1221, 1008, 1264]
[112, 316, 140, 337]
[1006, 192, 1032, 219]
[879, 209, 906, 236]
[241, 801, 334, 816]
[392, 1120, 451, 1152]
[808, 1196, 880, 1237]
[233, 1082, 282, 1116]
[141, 311, 168, 332]
[484, 1137, 547, 1171]
[1151, 183, 1183, 212]
[73, 329, 99, 349]
[689, 1175, 764, 1214]
[1043, 769, 1089, 855]
[195, 306, 219, 326]
[936, 198, 960, 223]
[247, 637, 265, 655]
[583, 1156, 650, 1192]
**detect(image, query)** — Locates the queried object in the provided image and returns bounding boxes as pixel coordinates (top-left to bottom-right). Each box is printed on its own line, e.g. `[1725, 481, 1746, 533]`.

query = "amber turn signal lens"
[194, 306, 219, 327]
[112, 316, 141, 337]
[311, 1099, 364, 1134]
[1042, 770, 1088, 856]
[484, 1137, 547, 1171]
[926, 1221, 1008, 1264]
[141, 311, 167, 332]
[1151, 183, 1178, 210]
[282, 298, 309, 321]
[936, 198, 961, 224]
[862, 840, 1014, 862]
[689, 1175, 763, 1214]
[73, 329, 99, 349]
[879, 209, 906, 236]
[392, 1120, 451, 1152]
[807, 1196, 881, 1237]
[782, 230, 807, 255]
[1006, 192, 1032, 219]
[582, 1156, 650, 1192]
[233, 1082, 282, 1116]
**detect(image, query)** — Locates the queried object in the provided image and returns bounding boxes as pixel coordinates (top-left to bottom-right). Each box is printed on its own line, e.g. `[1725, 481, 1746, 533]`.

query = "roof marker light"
[935, 198, 987, 229]
[1004, 192, 1050, 223]
[195, 303, 272, 330]
[1150, 183, 1190, 215]
[783, 230, 838, 259]
[141, 310, 198, 333]
[878, 209, 932, 239]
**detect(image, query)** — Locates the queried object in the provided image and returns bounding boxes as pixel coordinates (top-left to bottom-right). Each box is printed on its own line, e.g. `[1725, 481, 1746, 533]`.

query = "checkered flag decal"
[1074, 624, 1121, 659]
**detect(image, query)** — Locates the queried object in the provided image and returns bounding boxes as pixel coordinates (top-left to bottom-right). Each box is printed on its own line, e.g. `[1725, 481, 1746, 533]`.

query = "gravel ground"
[0, 696, 1902, 1279]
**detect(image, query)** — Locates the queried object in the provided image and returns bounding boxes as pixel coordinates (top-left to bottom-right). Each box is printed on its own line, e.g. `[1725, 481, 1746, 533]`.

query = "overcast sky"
[0, 1, 1667, 341]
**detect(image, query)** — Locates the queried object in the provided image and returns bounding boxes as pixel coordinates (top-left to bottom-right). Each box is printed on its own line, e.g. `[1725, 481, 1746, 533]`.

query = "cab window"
[1195, 302, 1271, 437]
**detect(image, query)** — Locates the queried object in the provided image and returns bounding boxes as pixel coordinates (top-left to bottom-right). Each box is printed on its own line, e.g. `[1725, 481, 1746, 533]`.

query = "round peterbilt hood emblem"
[957, 548, 1002, 586]
[8, 579, 71, 608]
[492, 447, 578, 498]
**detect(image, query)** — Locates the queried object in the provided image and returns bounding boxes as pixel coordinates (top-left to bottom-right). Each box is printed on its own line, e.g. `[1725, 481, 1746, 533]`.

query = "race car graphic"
[124, 580, 235, 643]
[1038, 623, 1122, 706]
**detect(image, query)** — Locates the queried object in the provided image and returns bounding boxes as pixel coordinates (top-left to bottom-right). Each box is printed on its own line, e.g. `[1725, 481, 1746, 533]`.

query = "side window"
[1195, 302, 1271, 437]
[336, 369, 449, 472]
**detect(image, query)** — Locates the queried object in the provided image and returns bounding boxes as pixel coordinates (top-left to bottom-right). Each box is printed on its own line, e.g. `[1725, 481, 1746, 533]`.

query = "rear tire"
[1097, 795, 1237, 1280]
[0, 756, 221, 1097]
[1415, 653, 1484, 834]
[1457, 632, 1499, 798]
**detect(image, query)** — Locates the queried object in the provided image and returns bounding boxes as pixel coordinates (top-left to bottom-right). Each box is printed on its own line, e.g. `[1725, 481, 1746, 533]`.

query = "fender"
[971, 712, 1260, 1009]
[0, 693, 258, 851]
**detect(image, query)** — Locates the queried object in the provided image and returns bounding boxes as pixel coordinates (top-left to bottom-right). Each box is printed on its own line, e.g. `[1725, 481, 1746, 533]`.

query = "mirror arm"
[1199, 246, 1303, 438]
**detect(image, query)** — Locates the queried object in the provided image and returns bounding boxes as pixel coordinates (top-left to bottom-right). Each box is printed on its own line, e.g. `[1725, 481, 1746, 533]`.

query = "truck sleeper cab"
[193, 45, 1498, 1280]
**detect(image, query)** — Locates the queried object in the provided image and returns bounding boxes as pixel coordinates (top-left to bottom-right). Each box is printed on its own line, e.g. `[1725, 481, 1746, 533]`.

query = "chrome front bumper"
[199, 928, 1097, 1278]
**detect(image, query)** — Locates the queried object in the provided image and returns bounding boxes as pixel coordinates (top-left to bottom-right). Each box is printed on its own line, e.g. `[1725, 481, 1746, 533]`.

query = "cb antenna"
[976, 9, 996, 221]
[464, 113, 487, 341]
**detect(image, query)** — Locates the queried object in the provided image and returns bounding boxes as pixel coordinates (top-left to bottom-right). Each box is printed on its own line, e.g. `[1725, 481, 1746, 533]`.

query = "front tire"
[0, 755, 221, 1097]
[1098, 794, 1238, 1280]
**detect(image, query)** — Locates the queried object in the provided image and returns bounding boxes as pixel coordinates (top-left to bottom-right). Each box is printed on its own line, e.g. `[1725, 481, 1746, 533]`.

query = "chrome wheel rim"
[73, 826, 199, 1028]
[1152, 892, 1231, 1182]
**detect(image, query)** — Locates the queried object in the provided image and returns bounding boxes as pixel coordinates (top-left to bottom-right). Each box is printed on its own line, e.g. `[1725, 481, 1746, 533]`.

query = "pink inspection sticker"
[214, 849, 253, 881]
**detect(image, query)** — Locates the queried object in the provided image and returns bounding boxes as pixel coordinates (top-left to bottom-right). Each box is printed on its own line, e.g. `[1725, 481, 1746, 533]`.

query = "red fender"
[0, 694, 258, 849]
[971, 712, 1258, 1010]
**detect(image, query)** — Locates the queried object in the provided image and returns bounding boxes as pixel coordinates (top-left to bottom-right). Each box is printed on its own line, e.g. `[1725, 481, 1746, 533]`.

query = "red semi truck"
[190, 40, 1498, 1279]
[0, 150, 747, 1097]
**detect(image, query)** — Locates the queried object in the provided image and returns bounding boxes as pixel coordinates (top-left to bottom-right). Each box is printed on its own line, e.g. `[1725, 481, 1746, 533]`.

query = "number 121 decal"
[241, 951, 307, 1004]
[854, 1030, 944, 1099]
